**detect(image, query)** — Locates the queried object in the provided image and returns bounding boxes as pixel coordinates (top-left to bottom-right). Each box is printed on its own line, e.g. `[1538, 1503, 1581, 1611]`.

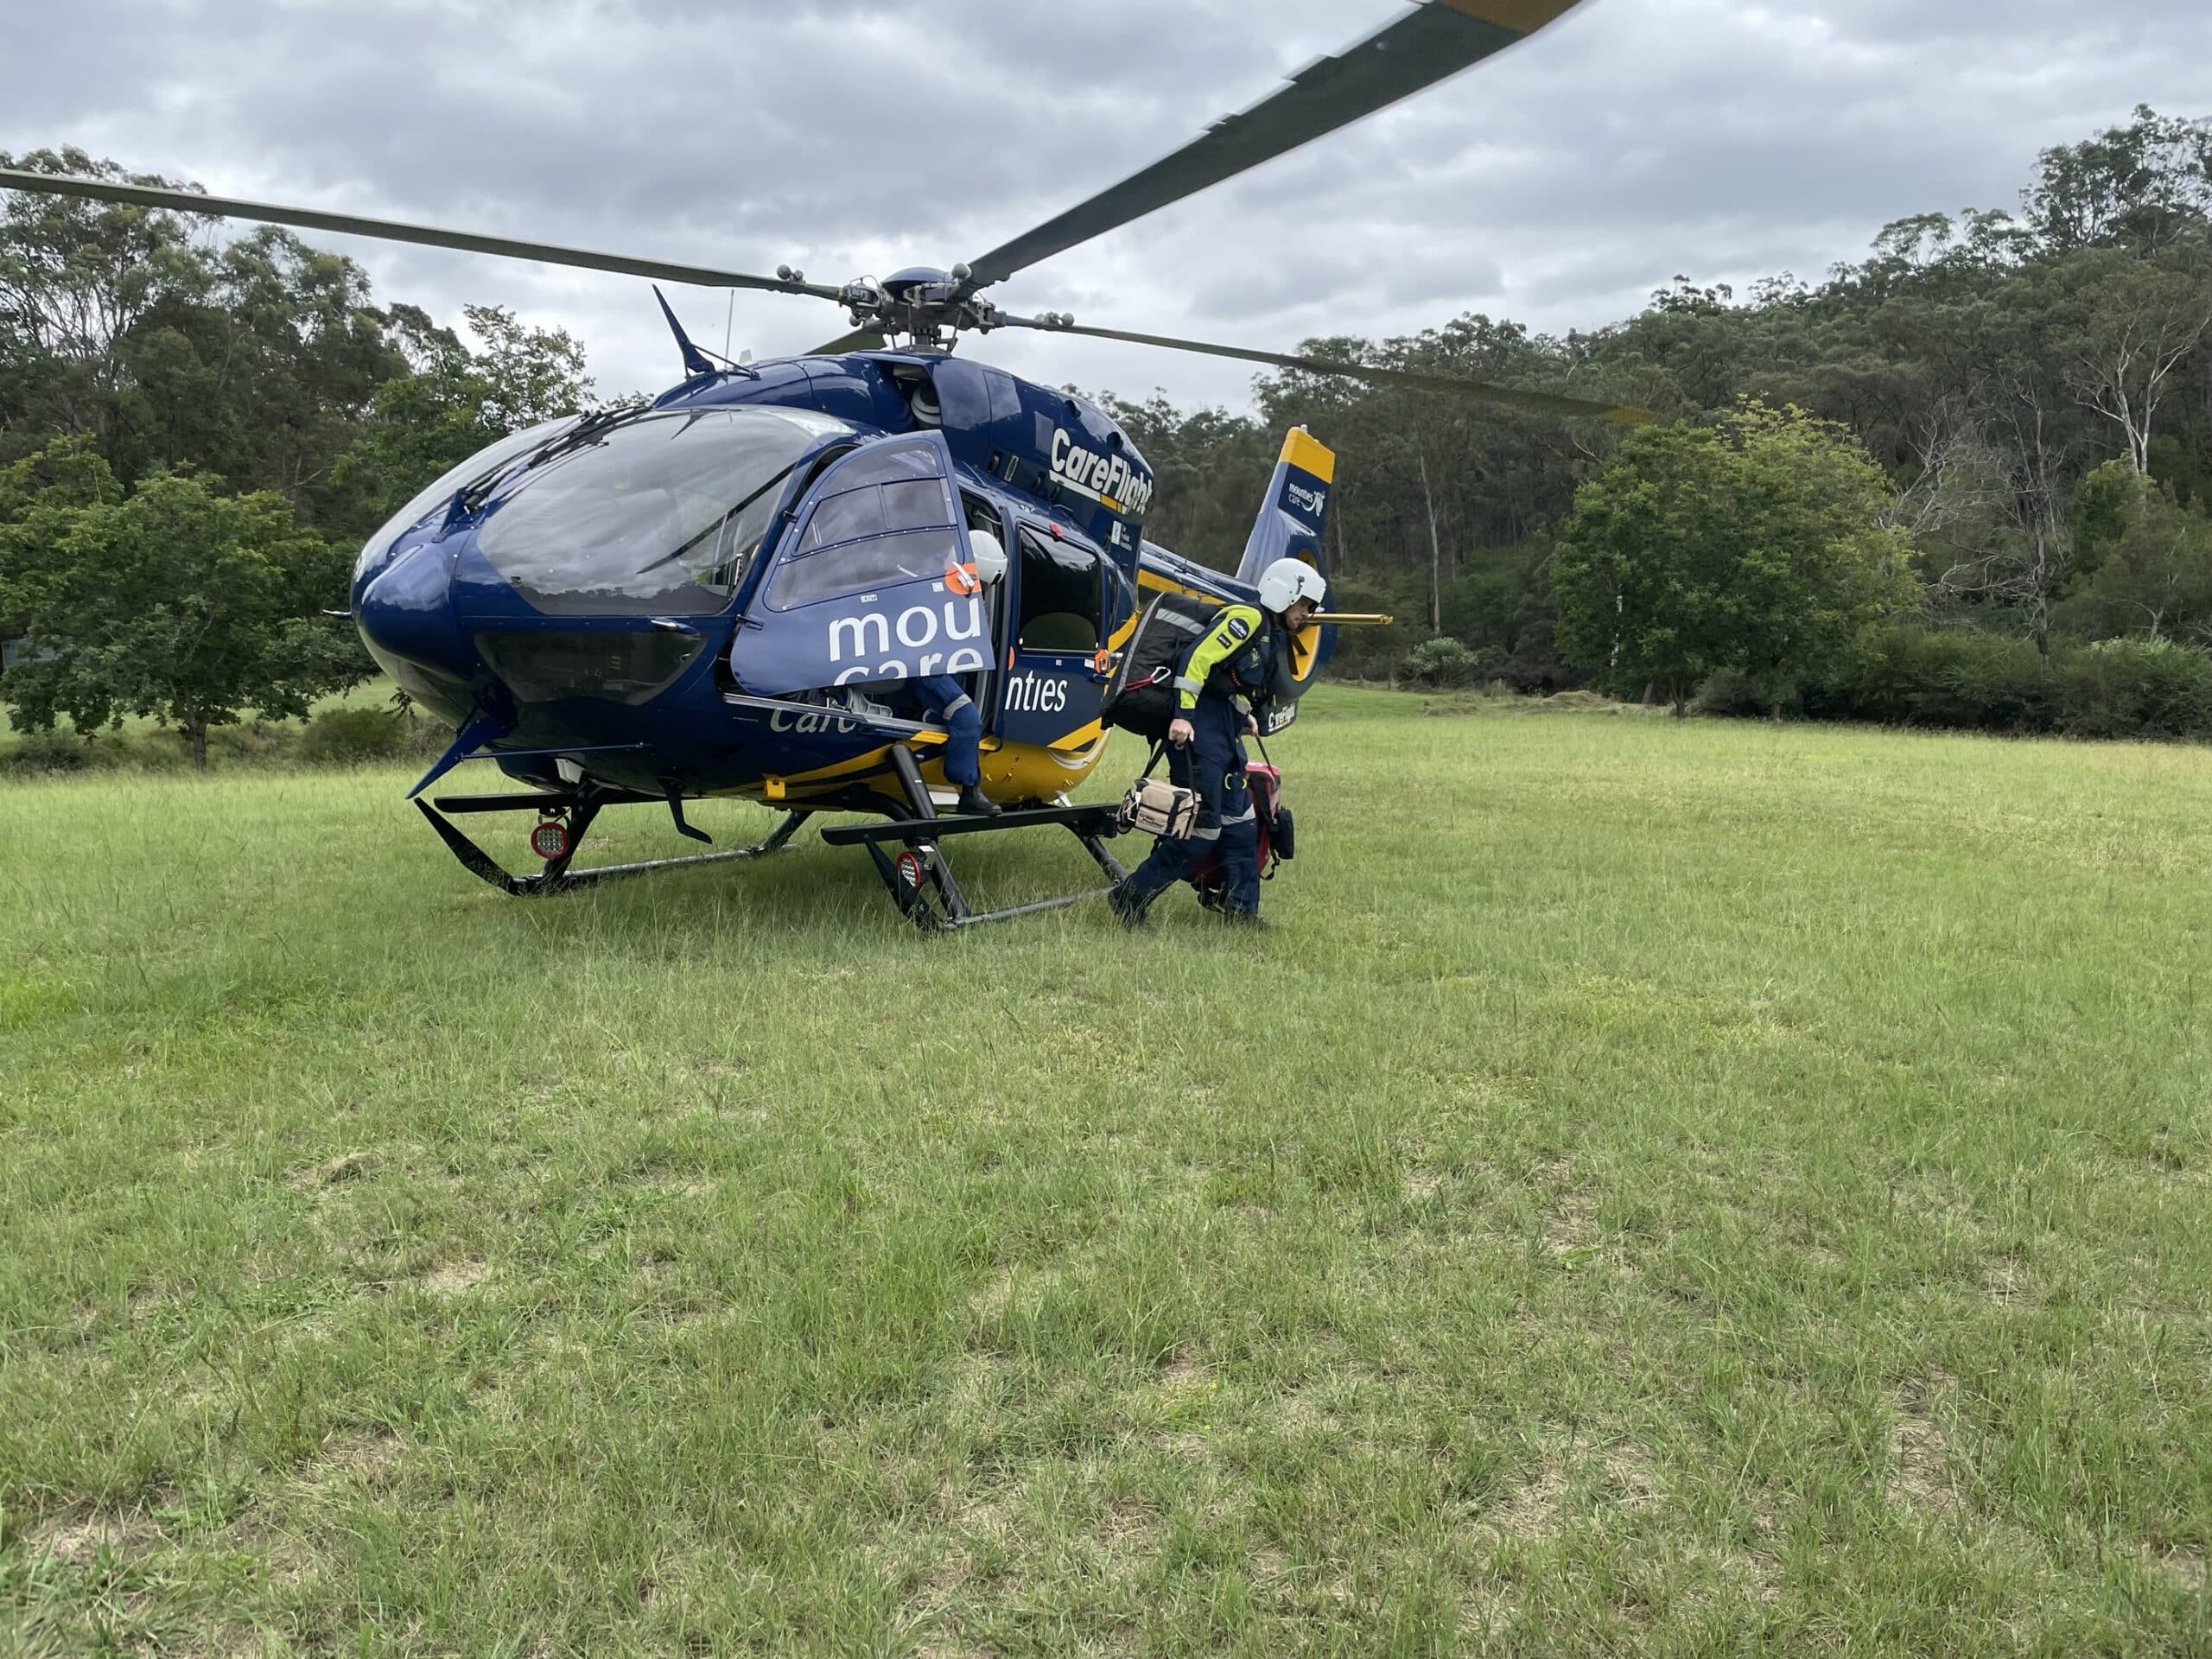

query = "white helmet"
[969, 527, 1008, 587]
[1257, 556, 1326, 616]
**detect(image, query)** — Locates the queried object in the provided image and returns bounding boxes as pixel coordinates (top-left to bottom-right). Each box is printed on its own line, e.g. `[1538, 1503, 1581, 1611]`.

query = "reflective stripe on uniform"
[1180, 604, 1266, 707]
[1222, 807, 1255, 826]
[942, 693, 973, 715]
[1189, 825, 1221, 842]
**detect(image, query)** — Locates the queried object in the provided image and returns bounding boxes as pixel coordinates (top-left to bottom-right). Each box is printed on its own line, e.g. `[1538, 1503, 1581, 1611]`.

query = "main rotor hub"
[828, 262, 992, 350]
[817, 261, 1077, 353]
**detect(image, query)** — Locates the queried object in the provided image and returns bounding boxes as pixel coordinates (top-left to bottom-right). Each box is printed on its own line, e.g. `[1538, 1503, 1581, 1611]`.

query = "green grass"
[3, 685, 2209, 1656]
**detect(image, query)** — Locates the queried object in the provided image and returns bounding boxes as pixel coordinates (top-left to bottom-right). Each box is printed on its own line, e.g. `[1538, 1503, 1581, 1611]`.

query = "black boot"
[1221, 908, 1271, 931]
[1107, 880, 1153, 929]
[956, 783, 1001, 817]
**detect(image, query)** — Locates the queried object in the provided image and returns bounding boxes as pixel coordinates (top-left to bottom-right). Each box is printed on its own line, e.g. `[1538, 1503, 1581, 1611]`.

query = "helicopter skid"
[411, 788, 1122, 928]
[415, 795, 810, 897]
[821, 803, 1128, 932]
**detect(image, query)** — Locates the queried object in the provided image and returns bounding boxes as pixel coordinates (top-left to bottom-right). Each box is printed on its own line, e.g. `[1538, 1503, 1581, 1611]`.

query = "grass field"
[3, 685, 2209, 1656]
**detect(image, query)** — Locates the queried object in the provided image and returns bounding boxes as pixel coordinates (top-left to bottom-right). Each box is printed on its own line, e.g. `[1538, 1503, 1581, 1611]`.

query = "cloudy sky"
[5, 0, 2209, 410]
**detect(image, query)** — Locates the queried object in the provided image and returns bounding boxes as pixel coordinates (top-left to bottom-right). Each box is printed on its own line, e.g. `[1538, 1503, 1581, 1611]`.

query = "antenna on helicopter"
[654, 284, 755, 378]
[652, 286, 716, 378]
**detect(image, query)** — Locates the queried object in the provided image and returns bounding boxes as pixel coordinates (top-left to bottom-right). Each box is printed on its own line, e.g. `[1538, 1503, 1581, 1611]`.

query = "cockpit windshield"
[354, 412, 581, 585]
[475, 406, 855, 616]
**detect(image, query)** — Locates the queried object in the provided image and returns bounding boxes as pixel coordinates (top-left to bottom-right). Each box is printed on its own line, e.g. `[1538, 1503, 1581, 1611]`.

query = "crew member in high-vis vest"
[908, 526, 1007, 817]
[1109, 557, 1326, 928]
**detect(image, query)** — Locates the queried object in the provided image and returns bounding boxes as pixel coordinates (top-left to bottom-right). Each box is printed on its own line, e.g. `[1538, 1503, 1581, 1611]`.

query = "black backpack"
[1098, 591, 1224, 739]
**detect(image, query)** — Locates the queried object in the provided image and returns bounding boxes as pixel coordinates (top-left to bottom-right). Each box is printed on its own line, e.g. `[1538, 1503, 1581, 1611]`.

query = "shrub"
[4, 729, 90, 772]
[400, 714, 452, 760]
[296, 707, 409, 764]
[1492, 651, 1588, 696]
[1803, 626, 2212, 741]
[1693, 670, 1767, 718]
[2052, 638, 2212, 741]
[210, 721, 285, 762]
[1808, 628, 2054, 732]
[1400, 637, 1490, 688]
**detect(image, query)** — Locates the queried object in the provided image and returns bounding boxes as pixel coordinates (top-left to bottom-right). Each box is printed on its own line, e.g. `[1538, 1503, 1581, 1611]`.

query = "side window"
[1016, 525, 1103, 651]
[767, 439, 959, 609]
[1103, 557, 1136, 640]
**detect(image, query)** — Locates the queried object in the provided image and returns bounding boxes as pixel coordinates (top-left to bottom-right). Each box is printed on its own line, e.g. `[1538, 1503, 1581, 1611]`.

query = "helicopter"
[0, 0, 1650, 931]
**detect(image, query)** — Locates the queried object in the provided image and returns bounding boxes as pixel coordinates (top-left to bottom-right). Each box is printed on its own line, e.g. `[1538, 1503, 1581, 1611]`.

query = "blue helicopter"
[0, 0, 1648, 929]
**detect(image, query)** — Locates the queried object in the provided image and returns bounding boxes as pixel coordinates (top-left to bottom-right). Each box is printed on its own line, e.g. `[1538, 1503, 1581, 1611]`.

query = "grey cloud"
[6, 0, 2211, 412]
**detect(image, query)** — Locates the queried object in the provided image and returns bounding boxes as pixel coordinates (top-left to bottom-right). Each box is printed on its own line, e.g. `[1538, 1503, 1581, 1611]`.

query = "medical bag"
[1118, 775, 1199, 839]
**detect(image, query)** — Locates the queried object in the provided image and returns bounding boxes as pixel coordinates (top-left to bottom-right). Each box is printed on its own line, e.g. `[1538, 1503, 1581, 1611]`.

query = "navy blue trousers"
[912, 674, 982, 787]
[1125, 696, 1261, 915]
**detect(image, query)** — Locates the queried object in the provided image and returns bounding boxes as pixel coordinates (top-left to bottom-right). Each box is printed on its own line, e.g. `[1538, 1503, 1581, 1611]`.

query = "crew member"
[1109, 557, 1326, 928]
[907, 526, 1008, 817]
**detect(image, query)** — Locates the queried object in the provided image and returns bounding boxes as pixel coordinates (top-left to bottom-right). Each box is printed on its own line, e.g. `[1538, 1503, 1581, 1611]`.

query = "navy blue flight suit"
[1121, 601, 1273, 917]
[911, 673, 982, 788]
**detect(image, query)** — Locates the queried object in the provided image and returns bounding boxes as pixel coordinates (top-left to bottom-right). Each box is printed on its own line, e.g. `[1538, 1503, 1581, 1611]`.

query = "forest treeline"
[1117, 106, 2212, 735]
[0, 148, 592, 762]
[5, 110, 2212, 760]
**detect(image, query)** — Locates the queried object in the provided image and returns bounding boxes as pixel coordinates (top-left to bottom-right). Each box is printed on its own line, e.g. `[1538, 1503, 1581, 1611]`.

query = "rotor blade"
[1001, 316, 1655, 423]
[0, 168, 848, 301]
[963, 0, 1590, 288]
[809, 327, 887, 354]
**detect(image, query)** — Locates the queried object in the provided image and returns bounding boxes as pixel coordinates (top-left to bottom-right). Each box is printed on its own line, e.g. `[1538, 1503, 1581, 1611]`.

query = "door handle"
[649, 617, 701, 636]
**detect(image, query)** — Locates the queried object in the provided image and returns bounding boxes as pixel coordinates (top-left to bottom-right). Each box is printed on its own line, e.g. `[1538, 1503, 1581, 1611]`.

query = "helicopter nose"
[354, 543, 479, 721]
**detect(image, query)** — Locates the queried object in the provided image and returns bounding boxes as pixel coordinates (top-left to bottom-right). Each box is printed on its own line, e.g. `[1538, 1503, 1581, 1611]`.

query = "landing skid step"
[848, 747, 1128, 931]
[817, 802, 1121, 846]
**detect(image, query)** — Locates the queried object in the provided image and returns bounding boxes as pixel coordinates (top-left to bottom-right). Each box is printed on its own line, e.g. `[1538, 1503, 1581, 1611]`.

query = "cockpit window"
[766, 438, 963, 610]
[474, 406, 853, 617]
[354, 412, 580, 585]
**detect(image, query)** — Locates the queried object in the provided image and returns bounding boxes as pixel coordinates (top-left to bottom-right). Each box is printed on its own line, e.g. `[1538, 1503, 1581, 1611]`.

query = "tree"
[336, 303, 591, 528]
[0, 436, 121, 647]
[2022, 106, 2212, 259]
[0, 151, 597, 545]
[0, 444, 367, 765]
[0, 147, 213, 464]
[1096, 391, 1270, 573]
[2064, 246, 2212, 474]
[2059, 458, 2212, 643]
[1553, 402, 1916, 712]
